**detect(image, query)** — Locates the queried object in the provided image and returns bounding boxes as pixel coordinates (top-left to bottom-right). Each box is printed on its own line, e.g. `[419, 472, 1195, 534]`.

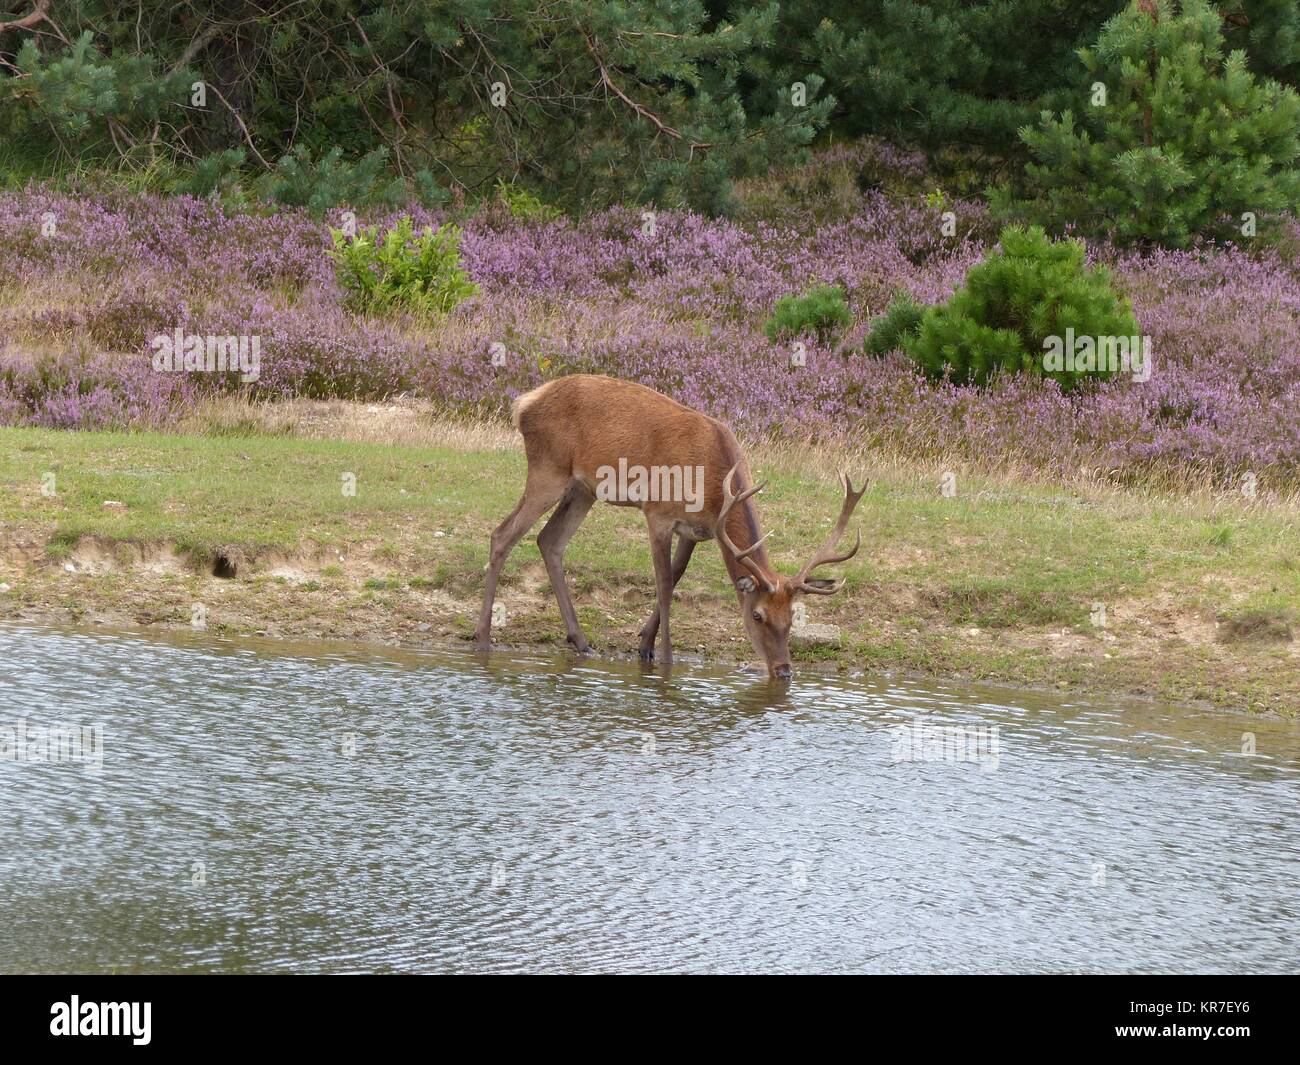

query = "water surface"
[2, 624, 1297, 973]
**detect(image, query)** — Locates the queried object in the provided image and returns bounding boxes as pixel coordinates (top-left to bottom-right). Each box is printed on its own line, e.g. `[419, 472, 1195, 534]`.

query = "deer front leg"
[647, 524, 675, 667]
[474, 471, 568, 650]
[639, 536, 695, 659]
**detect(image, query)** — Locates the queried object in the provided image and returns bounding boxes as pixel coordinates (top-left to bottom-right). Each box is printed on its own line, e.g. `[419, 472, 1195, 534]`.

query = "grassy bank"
[1, 405, 1297, 715]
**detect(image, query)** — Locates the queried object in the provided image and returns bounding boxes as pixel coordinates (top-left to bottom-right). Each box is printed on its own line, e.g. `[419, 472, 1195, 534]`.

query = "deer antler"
[716, 463, 777, 594]
[794, 472, 866, 594]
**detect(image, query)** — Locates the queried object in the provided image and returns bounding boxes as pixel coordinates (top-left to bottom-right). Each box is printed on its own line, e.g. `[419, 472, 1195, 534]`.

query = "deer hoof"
[638, 646, 654, 661]
[567, 635, 591, 653]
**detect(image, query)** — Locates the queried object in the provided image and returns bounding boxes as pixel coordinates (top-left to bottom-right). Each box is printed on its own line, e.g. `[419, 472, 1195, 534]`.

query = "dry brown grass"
[177, 394, 520, 451]
[179, 393, 1300, 518]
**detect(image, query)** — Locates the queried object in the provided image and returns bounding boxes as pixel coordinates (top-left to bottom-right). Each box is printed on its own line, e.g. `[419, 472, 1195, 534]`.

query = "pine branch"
[584, 33, 713, 152]
[0, 0, 48, 36]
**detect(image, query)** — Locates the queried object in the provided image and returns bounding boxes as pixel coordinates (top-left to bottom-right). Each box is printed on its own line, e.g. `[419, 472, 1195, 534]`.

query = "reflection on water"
[1, 623, 1297, 974]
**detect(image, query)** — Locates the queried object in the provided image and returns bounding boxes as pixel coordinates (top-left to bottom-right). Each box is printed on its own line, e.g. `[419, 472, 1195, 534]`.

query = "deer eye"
[752, 610, 764, 623]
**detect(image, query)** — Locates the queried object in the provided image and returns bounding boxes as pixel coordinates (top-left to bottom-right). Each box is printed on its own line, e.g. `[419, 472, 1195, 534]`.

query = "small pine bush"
[863, 291, 924, 357]
[172, 148, 247, 201]
[875, 225, 1139, 391]
[174, 147, 448, 215]
[265, 146, 405, 217]
[330, 216, 479, 317]
[764, 283, 853, 342]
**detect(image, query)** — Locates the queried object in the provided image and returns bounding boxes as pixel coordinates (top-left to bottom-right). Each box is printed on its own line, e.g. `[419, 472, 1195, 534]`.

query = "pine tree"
[1222, 1, 1300, 85]
[735, 1, 1121, 161]
[0, 29, 189, 149]
[0, 1, 833, 214]
[999, 0, 1300, 247]
[730, 0, 1300, 176]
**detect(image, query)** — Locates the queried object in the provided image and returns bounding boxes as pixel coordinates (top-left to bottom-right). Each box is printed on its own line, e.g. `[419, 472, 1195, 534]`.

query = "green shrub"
[329, 216, 479, 317]
[884, 225, 1139, 391]
[764, 283, 853, 342]
[863, 290, 925, 357]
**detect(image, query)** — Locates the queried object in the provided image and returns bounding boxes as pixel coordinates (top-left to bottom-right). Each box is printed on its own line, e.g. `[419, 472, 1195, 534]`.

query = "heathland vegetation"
[0, 1, 1297, 710]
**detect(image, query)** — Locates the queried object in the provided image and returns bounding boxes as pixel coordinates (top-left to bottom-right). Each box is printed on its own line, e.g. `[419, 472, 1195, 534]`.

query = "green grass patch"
[1, 423, 1298, 714]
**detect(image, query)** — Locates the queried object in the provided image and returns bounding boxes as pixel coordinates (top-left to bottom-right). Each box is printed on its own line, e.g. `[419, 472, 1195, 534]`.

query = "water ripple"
[1, 623, 1297, 973]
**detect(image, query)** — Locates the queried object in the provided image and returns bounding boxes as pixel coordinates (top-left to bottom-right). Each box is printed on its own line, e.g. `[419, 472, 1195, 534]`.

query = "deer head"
[715, 464, 866, 680]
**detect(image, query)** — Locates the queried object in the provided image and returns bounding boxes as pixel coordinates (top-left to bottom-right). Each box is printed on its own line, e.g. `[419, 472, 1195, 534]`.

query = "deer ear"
[735, 575, 757, 593]
[800, 578, 839, 593]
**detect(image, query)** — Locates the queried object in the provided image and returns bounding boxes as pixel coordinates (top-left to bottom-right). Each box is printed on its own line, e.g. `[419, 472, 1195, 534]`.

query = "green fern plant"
[329, 216, 478, 316]
[495, 180, 563, 222]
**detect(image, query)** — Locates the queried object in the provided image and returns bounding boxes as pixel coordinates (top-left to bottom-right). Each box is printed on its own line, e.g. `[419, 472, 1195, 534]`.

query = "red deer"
[473, 375, 865, 679]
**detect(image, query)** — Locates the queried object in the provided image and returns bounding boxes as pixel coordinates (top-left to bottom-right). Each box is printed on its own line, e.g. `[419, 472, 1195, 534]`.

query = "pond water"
[1, 623, 1297, 974]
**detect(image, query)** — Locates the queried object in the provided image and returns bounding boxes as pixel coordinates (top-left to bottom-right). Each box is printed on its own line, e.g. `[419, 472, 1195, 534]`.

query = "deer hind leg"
[638, 535, 695, 659]
[645, 520, 677, 667]
[474, 466, 570, 650]
[537, 481, 596, 652]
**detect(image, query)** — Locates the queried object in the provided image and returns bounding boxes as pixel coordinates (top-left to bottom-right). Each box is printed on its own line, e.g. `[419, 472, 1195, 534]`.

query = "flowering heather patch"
[0, 342, 197, 430]
[0, 142, 1297, 486]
